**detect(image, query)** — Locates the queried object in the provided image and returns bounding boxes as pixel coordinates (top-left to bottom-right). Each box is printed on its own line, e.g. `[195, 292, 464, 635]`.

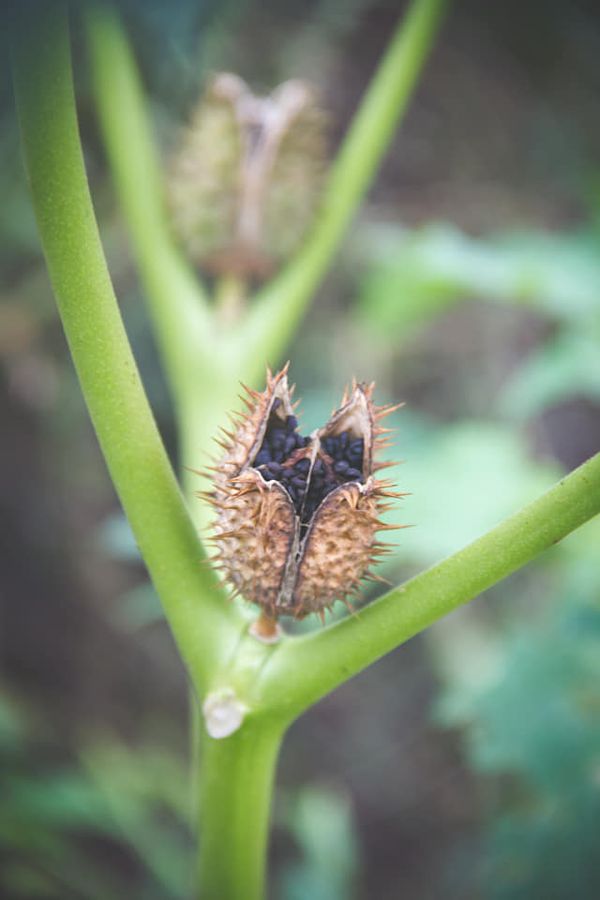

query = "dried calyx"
[202, 366, 405, 622]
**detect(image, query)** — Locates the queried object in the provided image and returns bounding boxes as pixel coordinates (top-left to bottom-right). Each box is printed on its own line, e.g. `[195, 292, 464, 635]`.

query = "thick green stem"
[197, 718, 284, 900]
[258, 452, 600, 721]
[11, 2, 241, 693]
[238, 0, 448, 378]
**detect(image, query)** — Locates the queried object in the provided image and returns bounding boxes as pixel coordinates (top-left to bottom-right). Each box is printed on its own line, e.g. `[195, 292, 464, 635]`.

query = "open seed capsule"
[202, 365, 405, 621]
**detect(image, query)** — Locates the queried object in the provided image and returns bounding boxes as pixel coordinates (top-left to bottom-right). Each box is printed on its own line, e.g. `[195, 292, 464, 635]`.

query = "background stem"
[197, 720, 284, 900]
[84, 3, 216, 408]
[238, 0, 448, 378]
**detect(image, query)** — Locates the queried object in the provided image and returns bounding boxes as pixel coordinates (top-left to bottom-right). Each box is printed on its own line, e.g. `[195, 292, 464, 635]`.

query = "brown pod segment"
[201, 365, 405, 621]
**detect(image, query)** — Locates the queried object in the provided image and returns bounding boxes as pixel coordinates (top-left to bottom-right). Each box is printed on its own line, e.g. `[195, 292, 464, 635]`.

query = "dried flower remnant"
[167, 74, 328, 279]
[202, 366, 405, 624]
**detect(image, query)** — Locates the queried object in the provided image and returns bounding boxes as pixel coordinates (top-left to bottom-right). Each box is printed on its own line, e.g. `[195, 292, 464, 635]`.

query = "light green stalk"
[238, 0, 448, 380]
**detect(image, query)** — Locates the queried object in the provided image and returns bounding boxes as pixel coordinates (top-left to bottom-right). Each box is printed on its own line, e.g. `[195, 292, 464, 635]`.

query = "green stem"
[11, 2, 241, 693]
[84, 3, 218, 407]
[197, 719, 284, 900]
[259, 451, 600, 721]
[238, 0, 448, 379]
[215, 273, 248, 328]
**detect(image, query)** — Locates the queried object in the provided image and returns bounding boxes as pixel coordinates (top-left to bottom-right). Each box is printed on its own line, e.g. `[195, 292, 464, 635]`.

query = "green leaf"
[356, 223, 600, 337]
[500, 325, 600, 419]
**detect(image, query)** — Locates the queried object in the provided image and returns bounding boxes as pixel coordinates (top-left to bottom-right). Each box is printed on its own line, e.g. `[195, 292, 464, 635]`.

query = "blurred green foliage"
[0, 694, 192, 899]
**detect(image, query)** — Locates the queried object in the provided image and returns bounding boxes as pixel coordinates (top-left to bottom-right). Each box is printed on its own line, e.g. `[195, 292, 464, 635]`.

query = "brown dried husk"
[202, 366, 404, 620]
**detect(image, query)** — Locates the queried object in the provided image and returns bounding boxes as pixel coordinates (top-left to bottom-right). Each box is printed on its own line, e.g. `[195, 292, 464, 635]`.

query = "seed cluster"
[253, 400, 365, 524]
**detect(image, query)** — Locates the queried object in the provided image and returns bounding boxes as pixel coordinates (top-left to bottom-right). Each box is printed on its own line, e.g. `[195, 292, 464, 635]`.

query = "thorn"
[240, 381, 260, 399]
[209, 530, 246, 541]
[364, 572, 392, 586]
[373, 461, 398, 472]
[183, 466, 201, 475]
[237, 394, 255, 410]
[374, 401, 405, 419]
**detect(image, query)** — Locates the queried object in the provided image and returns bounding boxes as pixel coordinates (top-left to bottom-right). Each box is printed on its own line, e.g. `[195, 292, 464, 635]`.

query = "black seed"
[334, 460, 349, 474]
[285, 415, 298, 432]
[255, 450, 270, 465]
[350, 439, 363, 454]
[295, 458, 310, 474]
[292, 476, 306, 489]
[266, 461, 282, 475]
[312, 459, 324, 475]
[284, 434, 297, 454]
[340, 432, 349, 450]
[346, 467, 362, 480]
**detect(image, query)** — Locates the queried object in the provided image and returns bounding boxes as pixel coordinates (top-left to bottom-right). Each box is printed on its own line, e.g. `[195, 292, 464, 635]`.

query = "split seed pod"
[202, 366, 405, 622]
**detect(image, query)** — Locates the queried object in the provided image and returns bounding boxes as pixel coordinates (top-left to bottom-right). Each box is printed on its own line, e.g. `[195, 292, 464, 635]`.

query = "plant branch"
[12, 1, 241, 694]
[84, 3, 219, 408]
[259, 452, 600, 722]
[197, 720, 284, 900]
[237, 0, 448, 381]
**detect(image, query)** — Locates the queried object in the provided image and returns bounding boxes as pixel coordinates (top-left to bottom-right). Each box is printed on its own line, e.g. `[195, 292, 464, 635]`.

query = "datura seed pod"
[167, 74, 328, 278]
[201, 365, 405, 623]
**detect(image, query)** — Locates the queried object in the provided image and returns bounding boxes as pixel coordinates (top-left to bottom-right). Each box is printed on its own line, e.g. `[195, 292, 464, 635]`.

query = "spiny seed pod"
[201, 365, 405, 625]
[167, 74, 328, 278]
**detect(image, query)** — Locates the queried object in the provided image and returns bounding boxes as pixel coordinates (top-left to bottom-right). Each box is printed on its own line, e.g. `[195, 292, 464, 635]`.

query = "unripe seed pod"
[167, 75, 328, 278]
[201, 365, 405, 622]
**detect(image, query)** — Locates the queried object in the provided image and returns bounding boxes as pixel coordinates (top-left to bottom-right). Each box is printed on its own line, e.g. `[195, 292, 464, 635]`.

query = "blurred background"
[2, 0, 600, 897]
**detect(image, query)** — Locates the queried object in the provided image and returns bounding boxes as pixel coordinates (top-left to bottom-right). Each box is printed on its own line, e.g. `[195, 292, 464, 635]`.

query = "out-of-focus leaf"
[95, 513, 141, 562]
[80, 742, 192, 898]
[279, 786, 361, 900]
[500, 325, 600, 418]
[380, 418, 560, 565]
[113, 583, 165, 631]
[356, 223, 600, 337]
[434, 517, 600, 900]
